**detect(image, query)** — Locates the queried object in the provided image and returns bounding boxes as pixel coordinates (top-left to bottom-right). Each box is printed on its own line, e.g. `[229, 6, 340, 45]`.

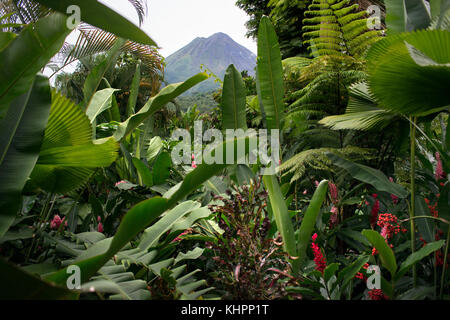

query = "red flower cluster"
[372, 213, 405, 256]
[435, 251, 450, 268]
[355, 263, 370, 280]
[368, 289, 388, 300]
[370, 194, 380, 229]
[424, 198, 439, 217]
[377, 213, 406, 240]
[311, 233, 326, 273]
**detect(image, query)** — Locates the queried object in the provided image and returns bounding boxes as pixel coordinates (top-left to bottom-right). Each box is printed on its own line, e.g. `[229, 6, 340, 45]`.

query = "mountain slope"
[164, 33, 256, 93]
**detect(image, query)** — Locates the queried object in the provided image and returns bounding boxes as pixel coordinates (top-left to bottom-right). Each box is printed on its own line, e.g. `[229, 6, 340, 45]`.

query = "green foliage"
[27, 91, 119, 194]
[0, 75, 51, 238]
[221, 64, 248, 130]
[257, 16, 285, 131]
[302, 0, 381, 57]
[0, 13, 70, 118]
[34, 0, 156, 46]
[366, 29, 450, 117]
[326, 152, 409, 198]
[319, 82, 399, 131]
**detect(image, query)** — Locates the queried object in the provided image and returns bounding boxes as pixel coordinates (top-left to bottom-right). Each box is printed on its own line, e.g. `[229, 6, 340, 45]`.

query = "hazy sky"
[100, 0, 257, 57]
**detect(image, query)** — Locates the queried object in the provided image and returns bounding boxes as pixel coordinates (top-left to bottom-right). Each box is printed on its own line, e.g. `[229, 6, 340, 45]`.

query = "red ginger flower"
[435, 152, 446, 181]
[311, 233, 326, 273]
[368, 289, 388, 300]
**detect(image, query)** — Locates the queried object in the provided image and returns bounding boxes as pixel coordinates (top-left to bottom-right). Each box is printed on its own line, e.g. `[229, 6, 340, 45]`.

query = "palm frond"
[320, 81, 399, 130]
[51, 24, 163, 81]
[27, 91, 119, 194]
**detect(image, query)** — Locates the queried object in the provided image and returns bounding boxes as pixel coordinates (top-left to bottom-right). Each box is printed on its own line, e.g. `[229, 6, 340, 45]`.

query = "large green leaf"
[326, 152, 409, 198]
[0, 75, 51, 238]
[127, 62, 141, 117]
[263, 175, 298, 272]
[34, 0, 156, 46]
[0, 32, 16, 51]
[362, 230, 397, 277]
[83, 39, 125, 110]
[139, 201, 200, 250]
[404, 0, 432, 31]
[296, 180, 329, 268]
[113, 73, 209, 141]
[385, 0, 431, 34]
[222, 64, 247, 130]
[152, 152, 172, 185]
[147, 136, 163, 162]
[415, 196, 435, 244]
[132, 157, 153, 187]
[367, 29, 450, 116]
[394, 240, 445, 282]
[28, 91, 119, 193]
[337, 255, 370, 290]
[319, 82, 397, 131]
[85, 88, 119, 123]
[0, 258, 77, 300]
[256, 16, 284, 131]
[0, 13, 70, 117]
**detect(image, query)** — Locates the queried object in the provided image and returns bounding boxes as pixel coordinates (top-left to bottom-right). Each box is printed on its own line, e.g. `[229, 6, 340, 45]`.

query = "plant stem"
[440, 227, 450, 299]
[410, 117, 417, 287]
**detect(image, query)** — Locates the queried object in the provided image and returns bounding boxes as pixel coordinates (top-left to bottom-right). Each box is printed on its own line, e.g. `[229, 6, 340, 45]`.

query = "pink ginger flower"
[303, 189, 308, 195]
[435, 152, 446, 181]
[115, 180, 127, 187]
[50, 215, 66, 230]
[328, 182, 338, 204]
[98, 222, 104, 233]
[172, 230, 190, 243]
[329, 206, 339, 228]
[191, 160, 197, 168]
[97, 216, 102, 223]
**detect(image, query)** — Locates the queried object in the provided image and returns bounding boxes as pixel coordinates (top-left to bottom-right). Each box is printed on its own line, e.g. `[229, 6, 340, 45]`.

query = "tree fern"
[302, 0, 382, 57]
[279, 145, 373, 183]
[284, 55, 367, 124]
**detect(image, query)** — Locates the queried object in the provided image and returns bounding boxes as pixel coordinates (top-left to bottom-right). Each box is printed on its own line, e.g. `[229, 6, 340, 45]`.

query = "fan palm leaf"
[320, 82, 398, 130]
[366, 29, 450, 117]
[27, 91, 119, 194]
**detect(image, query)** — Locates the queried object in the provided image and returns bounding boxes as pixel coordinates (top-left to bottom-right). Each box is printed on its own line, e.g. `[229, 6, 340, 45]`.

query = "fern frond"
[302, 0, 383, 58]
